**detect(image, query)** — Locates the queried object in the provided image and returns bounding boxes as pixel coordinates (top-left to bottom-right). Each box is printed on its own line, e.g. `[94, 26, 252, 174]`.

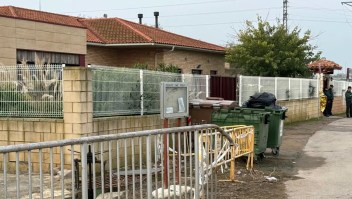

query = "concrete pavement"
[285, 118, 352, 199]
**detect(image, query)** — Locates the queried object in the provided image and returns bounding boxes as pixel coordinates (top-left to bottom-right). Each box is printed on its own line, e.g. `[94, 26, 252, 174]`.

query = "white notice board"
[160, 82, 189, 119]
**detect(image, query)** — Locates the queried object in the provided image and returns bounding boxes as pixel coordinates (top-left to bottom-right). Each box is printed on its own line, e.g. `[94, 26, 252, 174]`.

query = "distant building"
[0, 6, 226, 75]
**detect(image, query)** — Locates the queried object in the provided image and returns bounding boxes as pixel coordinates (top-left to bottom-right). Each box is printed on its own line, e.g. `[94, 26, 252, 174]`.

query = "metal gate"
[210, 76, 237, 101]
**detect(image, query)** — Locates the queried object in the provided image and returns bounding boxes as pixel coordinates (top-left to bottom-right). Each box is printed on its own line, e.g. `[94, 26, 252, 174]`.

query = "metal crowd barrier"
[0, 124, 237, 199]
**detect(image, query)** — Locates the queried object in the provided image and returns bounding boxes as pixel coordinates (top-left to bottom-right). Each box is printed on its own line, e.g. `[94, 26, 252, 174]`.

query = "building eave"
[87, 42, 225, 54]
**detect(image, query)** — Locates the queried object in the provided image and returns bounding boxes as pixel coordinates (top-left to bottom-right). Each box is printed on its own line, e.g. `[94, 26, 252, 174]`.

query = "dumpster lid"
[189, 99, 237, 108]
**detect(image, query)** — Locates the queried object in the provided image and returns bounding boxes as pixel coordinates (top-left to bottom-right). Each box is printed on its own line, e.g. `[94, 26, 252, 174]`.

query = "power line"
[63, 0, 237, 14]
[165, 21, 252, 28]
[162, 17, 351, 29]
[291, 6, 346, 13]
[290, 18, 348, 24]
[124, 7, 282, 20]
[290, 13, 352, 20]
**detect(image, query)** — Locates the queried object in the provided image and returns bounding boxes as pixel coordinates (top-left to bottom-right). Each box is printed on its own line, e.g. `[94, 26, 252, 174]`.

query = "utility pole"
[283, 0, 288, 30]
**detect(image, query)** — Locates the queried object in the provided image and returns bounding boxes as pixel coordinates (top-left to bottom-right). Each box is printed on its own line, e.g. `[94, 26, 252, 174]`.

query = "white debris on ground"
[264, 176, 278, 183]
[152, 185, 195, 199]
[20, 189, 71, 199]
[96, 191, 126, 199]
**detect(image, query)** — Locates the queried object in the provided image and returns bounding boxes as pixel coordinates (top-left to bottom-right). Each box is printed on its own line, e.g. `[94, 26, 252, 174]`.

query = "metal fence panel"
[276, 77, 289, 100]
[331, 80, 346, 96]
[290, 78, 301, 99]
[143, 70, 182, 114]
[239, 76, 319, 105]
[0, 65, 63, 118]
[92, 66, 141, 117]
[92, 66, 186, 117]
[184, 74, 208, 100]
[259, 77, 276, 95]
[239, 76, 260, 106]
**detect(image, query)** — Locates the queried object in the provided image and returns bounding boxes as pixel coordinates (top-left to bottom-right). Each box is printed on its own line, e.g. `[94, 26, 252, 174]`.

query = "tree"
[226, 18, 321, 77]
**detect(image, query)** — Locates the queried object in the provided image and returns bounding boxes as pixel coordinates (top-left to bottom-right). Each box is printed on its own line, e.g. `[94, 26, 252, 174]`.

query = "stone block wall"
[277, 98, 320, 123]
[0, 118, 64, 172]
[332, 96, 345, 115]
[163, 50, 226, 75]
[277, 96, 346, 124]
[87, 46, 226, 75]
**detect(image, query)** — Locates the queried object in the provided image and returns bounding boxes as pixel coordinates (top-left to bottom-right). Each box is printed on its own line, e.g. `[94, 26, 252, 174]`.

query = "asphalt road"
[285, 118, 352, 199]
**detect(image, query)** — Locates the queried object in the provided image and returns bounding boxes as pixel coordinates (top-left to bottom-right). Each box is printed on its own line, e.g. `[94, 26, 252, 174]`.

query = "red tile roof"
[81, 18, 225, 52]
[0, 6, 85, 28]
[0, 6, 225, 52]
[308, 59, 342, 71]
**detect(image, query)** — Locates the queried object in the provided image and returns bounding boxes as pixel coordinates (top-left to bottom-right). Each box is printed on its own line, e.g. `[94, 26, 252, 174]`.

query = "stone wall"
[86, 46, 158, 68]
[277, 96, 346, 124]
[87, 46, 226, 75]
[277, 98, 320, 123]
[332, 96, 345, 116]
[0, 118, 64, 172]
[162, 50, 226, 75]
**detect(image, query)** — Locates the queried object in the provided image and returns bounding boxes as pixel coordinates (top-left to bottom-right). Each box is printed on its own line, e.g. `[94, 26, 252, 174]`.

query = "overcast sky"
[1, 0, 352, 73]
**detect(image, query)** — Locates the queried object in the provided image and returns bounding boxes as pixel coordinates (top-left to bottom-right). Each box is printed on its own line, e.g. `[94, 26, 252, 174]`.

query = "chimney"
[154, 11, 159, 28]
[103, 14, 108, 18]
[138, 13, 143, 24]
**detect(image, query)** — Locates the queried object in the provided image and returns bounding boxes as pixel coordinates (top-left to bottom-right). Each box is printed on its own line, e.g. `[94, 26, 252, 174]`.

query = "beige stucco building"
[0, 7, 86, 66]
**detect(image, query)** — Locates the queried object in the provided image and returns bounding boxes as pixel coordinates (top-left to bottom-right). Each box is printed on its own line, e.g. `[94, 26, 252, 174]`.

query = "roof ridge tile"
[120, 18, 225, 51]
[7, 6, 82, 20]
[8, 6, 17, 17]
[114, 18, 153, 42]
[78, 19, 107, 43]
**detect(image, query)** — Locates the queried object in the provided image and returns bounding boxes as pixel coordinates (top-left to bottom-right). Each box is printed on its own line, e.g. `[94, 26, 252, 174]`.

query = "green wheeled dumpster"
[234, 107, 288, 156]
[211, 108, 270, 160]
[264, 107, 287, 156]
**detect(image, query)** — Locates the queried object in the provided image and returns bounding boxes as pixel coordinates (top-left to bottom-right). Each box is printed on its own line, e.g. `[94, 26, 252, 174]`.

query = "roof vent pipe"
[154, 11, 159, 28]
[103, 14, 108, 18]
[138, 13, 143, 24]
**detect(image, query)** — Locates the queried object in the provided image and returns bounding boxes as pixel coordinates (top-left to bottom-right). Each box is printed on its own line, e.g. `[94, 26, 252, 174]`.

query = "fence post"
[300, 79, 303, 99]
[140, 70, 144, 116]
[317, 75, 320, 98]
[258, 76, 261, 93]
[194, 130, 200, 199]
[275, 77, 278, 99]
[146, 135, 152, 199]
[181, 74, 185, 82]
[239, 75, 243, 106]
[81, 143, 88, 199]
[288, 78, 291, 100]
[206, 75, 210, 98]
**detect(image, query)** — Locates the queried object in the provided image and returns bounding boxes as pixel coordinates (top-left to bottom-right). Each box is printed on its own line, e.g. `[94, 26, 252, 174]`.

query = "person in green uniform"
[345, 86, 352, 117]
[323, 85, 334, 117]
